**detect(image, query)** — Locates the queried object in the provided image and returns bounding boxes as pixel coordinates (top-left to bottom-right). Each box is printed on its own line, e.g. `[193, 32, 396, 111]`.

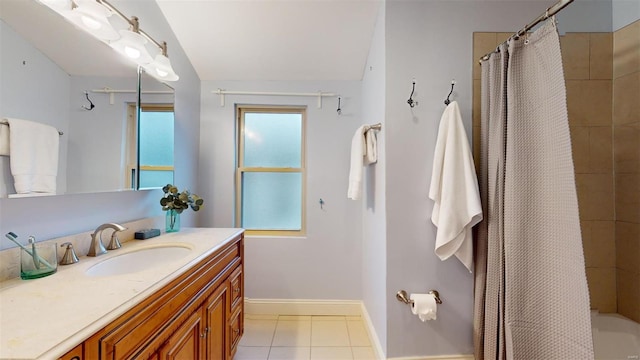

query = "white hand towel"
[6, 118, 59, 194]
[348, 125, 367, 200]
[364, 129, 377, 165]
[428, 102, 483, 272]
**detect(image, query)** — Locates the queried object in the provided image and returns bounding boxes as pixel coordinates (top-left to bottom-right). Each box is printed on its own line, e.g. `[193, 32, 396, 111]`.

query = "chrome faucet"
[87, 223, 127, 257]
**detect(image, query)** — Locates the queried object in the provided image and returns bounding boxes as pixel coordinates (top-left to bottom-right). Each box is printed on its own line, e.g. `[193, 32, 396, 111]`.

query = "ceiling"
[155, 0, 381, 81]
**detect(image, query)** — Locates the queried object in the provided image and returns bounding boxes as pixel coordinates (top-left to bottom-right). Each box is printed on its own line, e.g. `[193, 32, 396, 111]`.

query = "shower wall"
[473, 25, 639, 323]
[612, 19, 639, 323]
[563, 32, 616, 314]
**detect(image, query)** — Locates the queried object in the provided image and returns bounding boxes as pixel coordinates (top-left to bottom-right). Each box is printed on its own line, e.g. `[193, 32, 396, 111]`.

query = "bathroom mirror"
[0, 0, 174, 197]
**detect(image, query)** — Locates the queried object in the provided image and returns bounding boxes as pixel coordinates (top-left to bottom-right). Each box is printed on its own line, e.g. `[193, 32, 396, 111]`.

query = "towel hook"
[444, 79, 456, 106]
[336, 96, 342, 115]
[407, 79, 417, 108]
[82, 91, 95, 111]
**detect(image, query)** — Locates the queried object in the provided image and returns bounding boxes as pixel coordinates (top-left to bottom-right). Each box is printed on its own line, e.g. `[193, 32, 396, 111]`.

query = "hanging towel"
[6, 118, 59, 194]
[428, 101, 482, 272]
[347, 125, 367, 200]
[364, 129, 377, 165]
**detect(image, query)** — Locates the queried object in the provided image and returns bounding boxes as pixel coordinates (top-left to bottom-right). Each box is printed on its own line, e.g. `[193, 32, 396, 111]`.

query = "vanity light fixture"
[109, 16, 153, 65]
[36, 0, 180, 81]
[143, 42, 180, 81]
[68, 0, 119, 41]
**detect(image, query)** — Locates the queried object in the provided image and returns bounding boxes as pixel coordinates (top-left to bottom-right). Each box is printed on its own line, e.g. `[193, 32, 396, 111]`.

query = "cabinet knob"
[234, 329, 240, 334]
[234, 287, 240, 293]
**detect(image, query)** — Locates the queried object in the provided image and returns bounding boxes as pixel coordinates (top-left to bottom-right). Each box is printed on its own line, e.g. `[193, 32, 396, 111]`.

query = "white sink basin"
[85, 244, 193, 277]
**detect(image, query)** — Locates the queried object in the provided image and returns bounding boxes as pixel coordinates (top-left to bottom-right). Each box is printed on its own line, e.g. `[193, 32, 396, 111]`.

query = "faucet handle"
[107, 232, 122, 250]
[60, 242, 79, 265]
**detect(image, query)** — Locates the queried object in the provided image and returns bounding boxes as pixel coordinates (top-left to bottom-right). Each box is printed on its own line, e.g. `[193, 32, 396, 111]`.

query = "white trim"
[243, 298, 362, 316]
[360, 302, 385, 360]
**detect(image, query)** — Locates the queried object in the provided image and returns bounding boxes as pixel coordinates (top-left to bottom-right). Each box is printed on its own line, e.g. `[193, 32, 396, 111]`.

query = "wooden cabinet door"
[58, 343, 83, 360]
[157, 310, 204, 360]
[204, 282, 229, 360]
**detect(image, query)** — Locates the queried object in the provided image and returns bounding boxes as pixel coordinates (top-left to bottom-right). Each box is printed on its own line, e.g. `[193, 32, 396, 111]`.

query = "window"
[137, 104, 175, 189]
[236, 106, 306, 236]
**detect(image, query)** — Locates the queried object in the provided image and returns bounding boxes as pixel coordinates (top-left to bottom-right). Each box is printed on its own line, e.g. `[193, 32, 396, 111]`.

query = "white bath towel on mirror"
[347, 125, 367, 200]
[6, 118, 59, 194]
[428, 101, 482, 272]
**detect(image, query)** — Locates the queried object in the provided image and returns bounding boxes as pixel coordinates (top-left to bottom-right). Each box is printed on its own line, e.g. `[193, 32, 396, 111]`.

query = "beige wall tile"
[570, 126, 589, 173]
[586, 267, 617, 312]
[566, 80, 612, 126]
[474, 33, 497, 80]
[561, 33, 590, 80]
[583, 221, 616, 268]
[590, 33, 613, 80]
[473, 79, 481, 128]
[473, 126, 481, 173]
[614, 123, 640, 173]
[613, 72, 640, 126]
[615, 174, 640, 223]
[616, 221, 640, 275]
[613, 20, 640, 79]
[588, 127, 613, 173]
[617, 269, 640, 322]
[576, 174, 614, 221]
[496, 33, 512, 46]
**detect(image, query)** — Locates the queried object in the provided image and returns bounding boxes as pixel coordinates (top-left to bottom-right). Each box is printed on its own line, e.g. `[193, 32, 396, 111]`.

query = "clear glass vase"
[165, 209, 181, 232]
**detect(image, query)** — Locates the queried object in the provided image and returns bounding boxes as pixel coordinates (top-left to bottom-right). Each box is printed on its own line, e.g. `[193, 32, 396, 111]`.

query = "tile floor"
[233, 315, 377, 360]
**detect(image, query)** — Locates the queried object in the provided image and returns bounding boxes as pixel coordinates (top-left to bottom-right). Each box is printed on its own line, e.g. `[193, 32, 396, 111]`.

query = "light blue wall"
[199, 80, 364, 300]
[383, 0, 613, 357]
[360, 2, 388, 357]
[0, 1, 201, 250]
[613, 0, 640, 31]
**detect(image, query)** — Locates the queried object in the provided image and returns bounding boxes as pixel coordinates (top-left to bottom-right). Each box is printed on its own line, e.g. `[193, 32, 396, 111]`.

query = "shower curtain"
[473, 19, 594, 360]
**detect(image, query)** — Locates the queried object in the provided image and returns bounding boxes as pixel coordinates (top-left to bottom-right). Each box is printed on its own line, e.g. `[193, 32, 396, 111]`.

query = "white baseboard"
[243, 298, 474, 360]
[360, 302, 386, 360]
[243, 298, 362, 316]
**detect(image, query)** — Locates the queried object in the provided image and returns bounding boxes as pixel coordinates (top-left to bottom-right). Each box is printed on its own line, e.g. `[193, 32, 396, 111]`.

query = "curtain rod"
[213, 89, 337, 108]
[478, 0, 574, 64]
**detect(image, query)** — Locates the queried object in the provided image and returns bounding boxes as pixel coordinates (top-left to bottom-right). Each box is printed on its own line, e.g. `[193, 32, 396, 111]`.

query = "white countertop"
[0, 227, 244, 360]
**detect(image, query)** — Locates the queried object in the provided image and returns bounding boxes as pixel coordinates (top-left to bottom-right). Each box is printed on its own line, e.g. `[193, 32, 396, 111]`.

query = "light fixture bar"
[94, 0, 165, 55]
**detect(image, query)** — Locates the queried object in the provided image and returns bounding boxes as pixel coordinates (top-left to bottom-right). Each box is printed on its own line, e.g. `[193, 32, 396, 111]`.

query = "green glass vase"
[166, 209, 181, 232]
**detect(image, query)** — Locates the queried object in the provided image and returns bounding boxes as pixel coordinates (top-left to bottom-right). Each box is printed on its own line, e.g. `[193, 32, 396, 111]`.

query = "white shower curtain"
[474, 19, 594, 360]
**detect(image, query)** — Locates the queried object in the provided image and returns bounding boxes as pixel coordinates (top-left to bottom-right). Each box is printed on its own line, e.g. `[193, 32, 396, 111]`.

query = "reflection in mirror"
[136, 69, 175, 190]
[0, 0, 140, 197]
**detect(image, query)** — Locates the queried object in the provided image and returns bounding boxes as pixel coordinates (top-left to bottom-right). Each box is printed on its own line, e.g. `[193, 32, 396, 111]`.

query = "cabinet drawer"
[58, 343, 83, 360]
[229, 307, 243, 356]
[229, 266, 242, 309]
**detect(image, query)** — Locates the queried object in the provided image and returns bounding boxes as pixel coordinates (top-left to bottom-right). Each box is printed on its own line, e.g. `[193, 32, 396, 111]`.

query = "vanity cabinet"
[60, 233, 244, 360]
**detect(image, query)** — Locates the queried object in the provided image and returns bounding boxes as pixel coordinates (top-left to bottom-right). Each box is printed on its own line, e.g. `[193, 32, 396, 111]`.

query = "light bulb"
[81, 15, 102, 30]
[156, 68, 169, 77]
[124, 46, 141, 59]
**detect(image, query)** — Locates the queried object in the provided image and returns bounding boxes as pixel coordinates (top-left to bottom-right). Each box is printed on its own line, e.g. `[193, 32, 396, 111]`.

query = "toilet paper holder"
[396, 289, 442, 305]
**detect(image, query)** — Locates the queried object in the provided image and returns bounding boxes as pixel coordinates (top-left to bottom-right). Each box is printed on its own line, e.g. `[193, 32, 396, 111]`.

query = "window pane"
[242, 172, 302, 230]
[243, 113, 301, 168]
[140, 111, 174, 166]
[139, 170, 174, 189]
